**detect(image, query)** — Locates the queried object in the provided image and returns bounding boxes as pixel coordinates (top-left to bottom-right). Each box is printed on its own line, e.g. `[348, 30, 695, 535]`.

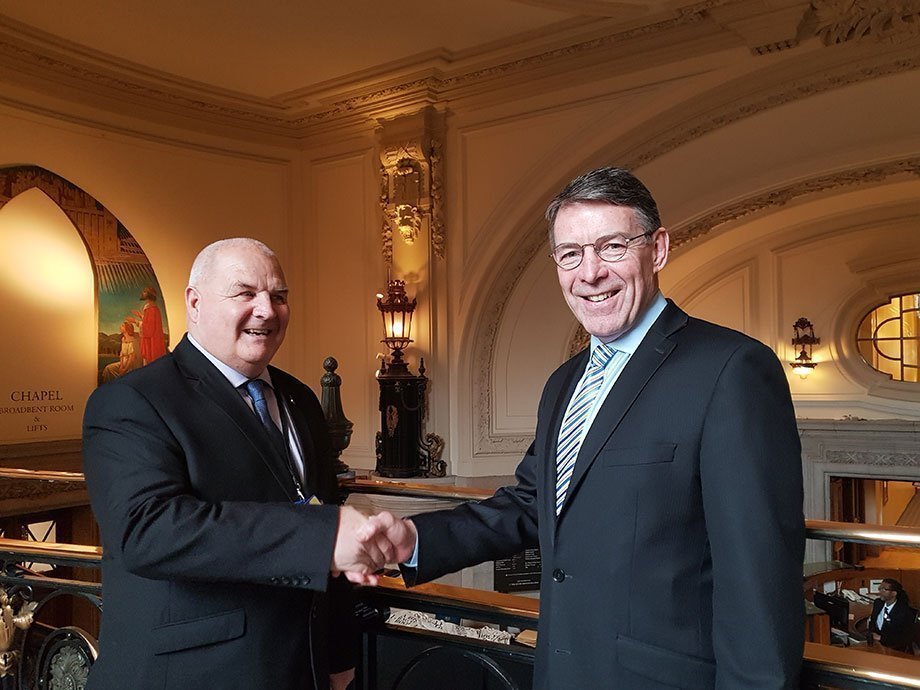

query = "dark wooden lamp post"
[375, 279, 444, 478]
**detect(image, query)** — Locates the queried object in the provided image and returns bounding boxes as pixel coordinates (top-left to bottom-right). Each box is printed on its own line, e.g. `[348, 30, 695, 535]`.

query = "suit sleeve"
[699, 341, 805, 689]
[82, 381, 340, 591]
[404, 441, 541, 585]
[401, 368, 567, 586]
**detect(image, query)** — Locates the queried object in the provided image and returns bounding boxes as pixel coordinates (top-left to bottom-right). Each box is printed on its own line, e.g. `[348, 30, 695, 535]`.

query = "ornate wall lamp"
[790, 317, 820, 379]
[375, 279, 445, 477]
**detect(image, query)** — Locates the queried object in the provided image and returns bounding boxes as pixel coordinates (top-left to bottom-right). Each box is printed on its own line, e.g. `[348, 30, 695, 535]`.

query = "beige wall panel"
[677, 263, 752, 334]
[309, 153, 381, 469]
[492, 249, 572, 436]
[458, 97, 640, 262]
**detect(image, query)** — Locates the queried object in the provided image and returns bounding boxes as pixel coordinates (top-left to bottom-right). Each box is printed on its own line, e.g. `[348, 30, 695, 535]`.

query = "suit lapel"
[556, 302, 687, 521]
[270, 370, 317, 494]
[173, 337, 297, 500]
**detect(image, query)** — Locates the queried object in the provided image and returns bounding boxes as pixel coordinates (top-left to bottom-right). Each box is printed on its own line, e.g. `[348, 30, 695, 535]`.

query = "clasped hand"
[332, 507, 417, 585]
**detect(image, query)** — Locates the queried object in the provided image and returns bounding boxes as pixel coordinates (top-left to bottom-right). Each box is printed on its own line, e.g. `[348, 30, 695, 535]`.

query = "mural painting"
[0, 165, 168, 441]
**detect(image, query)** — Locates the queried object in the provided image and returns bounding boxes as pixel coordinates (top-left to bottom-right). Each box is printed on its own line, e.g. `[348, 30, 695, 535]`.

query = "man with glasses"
[366, 167, 805, 689]
[870, 578, 917, 652]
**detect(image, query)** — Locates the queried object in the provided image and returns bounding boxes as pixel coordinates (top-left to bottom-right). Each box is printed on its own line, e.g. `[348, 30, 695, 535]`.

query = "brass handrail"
[807, 519, 920, 549]
[2, 469, 918, 549]
[0, 467, 85, 482]
[0, 536, 101, 564]
[804, 642, 920, 688]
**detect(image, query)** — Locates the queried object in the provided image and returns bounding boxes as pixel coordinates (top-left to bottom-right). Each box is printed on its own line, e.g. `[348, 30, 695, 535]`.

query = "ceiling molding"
[672, 158, 920, 249]
[0, 2, 735, 144]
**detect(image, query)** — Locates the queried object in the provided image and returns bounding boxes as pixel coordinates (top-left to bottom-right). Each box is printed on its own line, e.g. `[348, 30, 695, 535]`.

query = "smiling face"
[554, 201, 669, 342]
[186, 242, 289, 377]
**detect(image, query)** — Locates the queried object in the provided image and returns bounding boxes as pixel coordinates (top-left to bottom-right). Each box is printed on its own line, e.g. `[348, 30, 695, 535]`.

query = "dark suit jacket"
[869, 598, 916, 651]
[82, 335, 355, 690]
[407, 301, 805, 689]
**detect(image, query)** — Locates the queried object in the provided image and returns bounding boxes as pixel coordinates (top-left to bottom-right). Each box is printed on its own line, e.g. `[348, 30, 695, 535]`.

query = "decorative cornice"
[824, 450, 920, 466]
[0, 3, 720, 140]
[812, 0, 920, 46]
[672, 157, 920, 248]
[0, 35, 296, 132]
[1, 1, 918, 144]
[623, 51, 920, 173]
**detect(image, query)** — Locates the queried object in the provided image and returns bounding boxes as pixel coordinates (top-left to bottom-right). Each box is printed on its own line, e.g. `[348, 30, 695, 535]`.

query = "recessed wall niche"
[0, 166, 168, 444]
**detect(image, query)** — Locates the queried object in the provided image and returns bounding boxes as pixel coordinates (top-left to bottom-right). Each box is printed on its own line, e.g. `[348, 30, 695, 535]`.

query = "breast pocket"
[601, 443, 676, 467]
[151, 608, 245, 655]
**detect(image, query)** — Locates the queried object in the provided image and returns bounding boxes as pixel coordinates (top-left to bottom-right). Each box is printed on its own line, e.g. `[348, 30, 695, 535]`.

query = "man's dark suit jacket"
[870, 598, 916, 652]
[82, 335, 355, 690]
[406, 301, 805, 689]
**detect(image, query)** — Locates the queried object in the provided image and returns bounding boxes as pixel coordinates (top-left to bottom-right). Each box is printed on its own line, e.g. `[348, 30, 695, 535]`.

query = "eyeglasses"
[550, 231, 652, 270]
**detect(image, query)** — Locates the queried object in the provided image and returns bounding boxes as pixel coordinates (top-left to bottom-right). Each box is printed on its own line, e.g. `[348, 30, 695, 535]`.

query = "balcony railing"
[0, 487, 917, 688]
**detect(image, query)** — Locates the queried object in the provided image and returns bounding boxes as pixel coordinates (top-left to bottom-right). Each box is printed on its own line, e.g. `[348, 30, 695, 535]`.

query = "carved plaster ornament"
[390, 203, 422, 245]
[378, 133, 445, 262]
[0, 589, 37, 677]
[812, 0, 920, 44]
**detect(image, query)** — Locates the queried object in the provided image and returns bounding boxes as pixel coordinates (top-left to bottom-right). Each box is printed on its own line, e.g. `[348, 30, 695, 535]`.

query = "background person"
[870, 578, 916, 653]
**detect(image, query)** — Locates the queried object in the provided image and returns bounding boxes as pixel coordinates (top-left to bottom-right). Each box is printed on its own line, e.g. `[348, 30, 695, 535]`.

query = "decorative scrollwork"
[49, 646, 90, 690]
[429, 139, 445, 259]
[35, 626, 97, 690]
[420, 432, 446, 478]
[812, 0, 920, 45]
[0, 588, 36, 678]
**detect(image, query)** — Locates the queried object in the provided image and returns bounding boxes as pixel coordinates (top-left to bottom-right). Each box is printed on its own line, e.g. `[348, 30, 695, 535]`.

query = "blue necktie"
[555, 343, 616, 514]
[243, 379, 286, 453]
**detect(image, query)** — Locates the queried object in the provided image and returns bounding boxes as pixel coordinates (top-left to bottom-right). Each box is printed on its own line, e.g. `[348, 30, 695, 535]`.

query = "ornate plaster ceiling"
[0, 0, 655, 99]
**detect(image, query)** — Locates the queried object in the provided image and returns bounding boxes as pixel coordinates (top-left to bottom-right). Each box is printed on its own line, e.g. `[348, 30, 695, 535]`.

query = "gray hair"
[188, 238, 277, 287]
[545, 167, 661, 244]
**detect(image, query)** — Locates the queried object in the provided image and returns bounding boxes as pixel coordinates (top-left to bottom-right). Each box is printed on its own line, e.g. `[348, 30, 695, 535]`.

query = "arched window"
[856, 293, 919, 383]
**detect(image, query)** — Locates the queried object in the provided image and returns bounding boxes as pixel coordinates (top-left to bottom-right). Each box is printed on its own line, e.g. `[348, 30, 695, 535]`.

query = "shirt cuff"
[403, 535, 420, 568]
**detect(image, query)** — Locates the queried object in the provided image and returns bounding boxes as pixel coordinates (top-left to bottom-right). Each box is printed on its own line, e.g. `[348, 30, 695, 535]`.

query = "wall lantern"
[789, 317, 820, 379]
[376, 279, 416, 371]
[374, 279, 444, 478]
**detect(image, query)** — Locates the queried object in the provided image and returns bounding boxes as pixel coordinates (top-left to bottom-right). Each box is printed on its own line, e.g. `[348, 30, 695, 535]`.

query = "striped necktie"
[243, 378, 286, 454]
[555, 343, 616, 514]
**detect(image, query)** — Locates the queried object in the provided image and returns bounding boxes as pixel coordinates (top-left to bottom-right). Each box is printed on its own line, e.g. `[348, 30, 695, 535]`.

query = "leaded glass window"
[856, 293, 920, 383]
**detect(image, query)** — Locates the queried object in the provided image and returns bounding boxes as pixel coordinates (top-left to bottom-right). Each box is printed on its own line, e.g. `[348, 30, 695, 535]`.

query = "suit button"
[269, 577, 280, 584]
[280, 576, 292, 585]
[552, 568, 565, 582]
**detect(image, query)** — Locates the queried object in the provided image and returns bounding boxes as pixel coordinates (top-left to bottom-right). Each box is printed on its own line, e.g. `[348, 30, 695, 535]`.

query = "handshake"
[332, 506, 418, 585]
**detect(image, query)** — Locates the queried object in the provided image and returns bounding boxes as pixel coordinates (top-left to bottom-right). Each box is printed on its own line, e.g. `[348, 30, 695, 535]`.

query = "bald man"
[83, 238, 394, 689]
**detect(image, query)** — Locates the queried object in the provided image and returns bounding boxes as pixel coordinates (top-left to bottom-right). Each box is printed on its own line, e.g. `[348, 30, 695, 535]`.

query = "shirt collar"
[590, 292, 667, 355]
[187, 333, 272, 389]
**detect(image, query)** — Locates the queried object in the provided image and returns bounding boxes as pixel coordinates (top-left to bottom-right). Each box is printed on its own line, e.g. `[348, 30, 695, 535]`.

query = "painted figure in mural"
[134, 286, 167, 364]
[101, 321, 143, 383]
[363, 167, 805, 689]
